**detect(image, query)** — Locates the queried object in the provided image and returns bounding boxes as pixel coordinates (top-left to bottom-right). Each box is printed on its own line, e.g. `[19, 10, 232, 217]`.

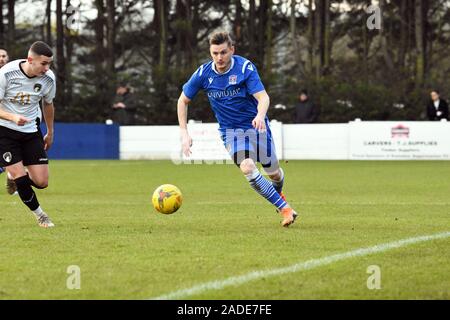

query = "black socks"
[15, 175, 40, 211]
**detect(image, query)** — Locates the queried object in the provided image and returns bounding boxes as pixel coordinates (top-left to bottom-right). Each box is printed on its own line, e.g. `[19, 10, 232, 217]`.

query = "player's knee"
[33, 178, 48, 189]
[240, 158, 257, 175]
[267, 168, 281, 180]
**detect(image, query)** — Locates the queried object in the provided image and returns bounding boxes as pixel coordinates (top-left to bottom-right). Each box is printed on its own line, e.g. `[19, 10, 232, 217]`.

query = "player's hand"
[181, 131, 193, 157]
[252, 114, 266, 133]
[12, 115, 31, 126]
[43, 133, 53, 151]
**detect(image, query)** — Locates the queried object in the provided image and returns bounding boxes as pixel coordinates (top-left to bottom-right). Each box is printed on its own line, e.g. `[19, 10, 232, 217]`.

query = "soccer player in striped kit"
[0, 41, 56, 228]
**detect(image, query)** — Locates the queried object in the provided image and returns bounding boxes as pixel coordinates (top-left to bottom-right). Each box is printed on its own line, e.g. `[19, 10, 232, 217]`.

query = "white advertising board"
[349, 121, 450, 160]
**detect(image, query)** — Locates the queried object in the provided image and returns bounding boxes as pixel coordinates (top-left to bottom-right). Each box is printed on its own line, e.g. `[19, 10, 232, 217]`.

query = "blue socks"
[245, 168, 287, 210]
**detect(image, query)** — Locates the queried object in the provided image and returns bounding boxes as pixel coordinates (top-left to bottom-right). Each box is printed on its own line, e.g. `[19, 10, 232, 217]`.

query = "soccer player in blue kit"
[177, 31, 298, 227]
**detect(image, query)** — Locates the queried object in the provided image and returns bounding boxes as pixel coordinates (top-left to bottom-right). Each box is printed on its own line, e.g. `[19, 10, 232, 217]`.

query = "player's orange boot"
[280, 207, 298, 227]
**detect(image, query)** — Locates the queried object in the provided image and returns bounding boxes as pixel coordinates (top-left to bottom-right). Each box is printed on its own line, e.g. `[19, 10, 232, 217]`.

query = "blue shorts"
[221, 127, 279, 173]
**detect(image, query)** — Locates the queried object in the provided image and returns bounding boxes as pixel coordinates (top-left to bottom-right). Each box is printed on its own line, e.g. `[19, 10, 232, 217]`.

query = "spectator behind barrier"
[426, 90, 448, 121]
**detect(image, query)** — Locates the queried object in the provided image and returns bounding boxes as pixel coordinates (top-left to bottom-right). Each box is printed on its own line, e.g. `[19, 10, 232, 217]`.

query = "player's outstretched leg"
[7, 162, 54, 228]
[267, 167, 286, 201]
[14, 175, 54, 228]
[240, 159, 297, 227]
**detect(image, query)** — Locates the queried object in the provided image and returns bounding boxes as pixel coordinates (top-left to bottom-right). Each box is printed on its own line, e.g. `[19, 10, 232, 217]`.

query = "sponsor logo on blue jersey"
[207, 87, 241, 99]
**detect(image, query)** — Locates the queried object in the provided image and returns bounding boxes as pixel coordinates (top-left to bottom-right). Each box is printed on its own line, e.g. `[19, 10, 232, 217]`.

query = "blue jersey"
[183, 55, 266, 132]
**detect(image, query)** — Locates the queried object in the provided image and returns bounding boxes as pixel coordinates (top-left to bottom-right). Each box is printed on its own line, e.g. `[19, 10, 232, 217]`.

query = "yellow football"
[152, 184, 183, 214]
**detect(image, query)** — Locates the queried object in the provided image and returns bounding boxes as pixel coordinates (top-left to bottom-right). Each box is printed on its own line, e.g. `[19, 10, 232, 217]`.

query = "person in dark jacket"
[295, 89, 319, 123]
[111, 83, 137, 125]
[427, 90, 448, 121]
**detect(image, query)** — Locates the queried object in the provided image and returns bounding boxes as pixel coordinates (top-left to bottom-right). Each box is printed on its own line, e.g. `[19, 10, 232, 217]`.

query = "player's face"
[210, 43, 234, 73]
[29, 55, 53, 76]
[0, 50, 9, 67]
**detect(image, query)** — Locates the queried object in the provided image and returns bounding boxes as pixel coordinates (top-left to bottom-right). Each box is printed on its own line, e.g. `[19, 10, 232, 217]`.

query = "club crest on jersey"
[34, 83, 42, 92]
[3, 152, 12, 163]
[228, 75, 237, 85]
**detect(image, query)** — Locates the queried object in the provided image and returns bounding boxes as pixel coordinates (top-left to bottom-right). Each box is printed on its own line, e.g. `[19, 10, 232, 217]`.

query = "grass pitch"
[0, 160, 449, 299]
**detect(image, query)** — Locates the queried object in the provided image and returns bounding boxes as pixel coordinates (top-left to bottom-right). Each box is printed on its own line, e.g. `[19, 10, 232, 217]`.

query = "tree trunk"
[56, 0, 66, 107]
[46, 0, 52, 46]
[306, 0, 313, 74]
[106, 0, 115, 77]
[264, 0, 272, 80]
[323, 0, 331, 73]
[422, 0, 429, 81]
[398, 0, 407, 69]
[190, 0, 198, 68]
[257, 0, 268, 68]
[0, 0, 4, 46]
[155, 0, 167, 71]
[175, 0, 183, 69]
[94, 0, 107, 115]
[290, 0, 302, 76]
[379, 0, 394, 72]
[7, 0, 14, 47]
[94, 0, 105, 71]
[414, 0, 424, 87]
[234, 0, 242, 44]
[290, 0, 296, 54]
[362, 13, 368, 83]
[248, 0, 256, 61]
[314, 0, 323, 80]
[65, 0, 73, 105]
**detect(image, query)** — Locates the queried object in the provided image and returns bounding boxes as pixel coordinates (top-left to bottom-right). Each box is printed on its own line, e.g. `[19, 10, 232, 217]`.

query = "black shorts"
[0, 125, 49, 167]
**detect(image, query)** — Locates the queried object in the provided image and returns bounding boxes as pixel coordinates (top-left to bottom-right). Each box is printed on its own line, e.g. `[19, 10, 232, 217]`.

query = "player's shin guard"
[245, 168, 287, 211]
[15, 175, 40, 211]
[269, 167, 284, 194]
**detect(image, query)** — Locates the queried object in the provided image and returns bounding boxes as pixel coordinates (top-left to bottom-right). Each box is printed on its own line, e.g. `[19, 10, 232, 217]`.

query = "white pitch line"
[195, 201, 450, 206]
[150, 231, 450, 300]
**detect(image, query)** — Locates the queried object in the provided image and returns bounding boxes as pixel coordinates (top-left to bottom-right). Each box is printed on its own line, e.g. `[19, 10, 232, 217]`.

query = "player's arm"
[252, 90, 270, 132]
[177, 92, 193, 156]
[0, 102, 31, 125]
[42, 101, 55, 150]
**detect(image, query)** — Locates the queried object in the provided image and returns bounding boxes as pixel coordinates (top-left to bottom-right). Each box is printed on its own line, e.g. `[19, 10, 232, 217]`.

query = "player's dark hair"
[431, 89, 440, 95]
[30, 41, 53, 57]
[300, 89, 308, 96]
[209, 32, 233, 47]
